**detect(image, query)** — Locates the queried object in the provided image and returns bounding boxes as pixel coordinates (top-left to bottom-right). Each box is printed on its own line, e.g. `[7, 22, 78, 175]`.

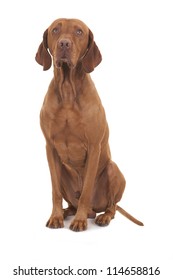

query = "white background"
[0, 0, 173, 279]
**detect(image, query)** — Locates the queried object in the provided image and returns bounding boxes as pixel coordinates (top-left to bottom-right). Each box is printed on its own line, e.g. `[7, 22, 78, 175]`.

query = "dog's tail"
[117, 205, 144, 226]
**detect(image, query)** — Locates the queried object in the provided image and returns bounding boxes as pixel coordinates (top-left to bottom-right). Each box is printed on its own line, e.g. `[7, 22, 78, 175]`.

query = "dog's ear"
[82, 30, 102, 73]
[35, 29, 52, 71]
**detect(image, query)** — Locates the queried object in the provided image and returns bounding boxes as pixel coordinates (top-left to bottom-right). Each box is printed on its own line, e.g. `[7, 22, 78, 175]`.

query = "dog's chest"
[45, 104, 87, 167]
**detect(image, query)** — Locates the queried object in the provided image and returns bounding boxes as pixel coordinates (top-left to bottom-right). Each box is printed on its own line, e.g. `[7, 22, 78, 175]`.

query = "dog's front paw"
[95, 213, 112, 226]
[70, 219, 87, 232]
[46, 215, 64, 229]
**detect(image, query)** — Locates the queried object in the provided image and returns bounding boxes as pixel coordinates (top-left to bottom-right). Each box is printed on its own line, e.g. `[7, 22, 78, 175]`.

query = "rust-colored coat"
[36, 18, 143, 231]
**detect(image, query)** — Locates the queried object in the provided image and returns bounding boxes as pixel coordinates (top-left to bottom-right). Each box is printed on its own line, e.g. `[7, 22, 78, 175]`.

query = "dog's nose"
[58, 39, 72, 50]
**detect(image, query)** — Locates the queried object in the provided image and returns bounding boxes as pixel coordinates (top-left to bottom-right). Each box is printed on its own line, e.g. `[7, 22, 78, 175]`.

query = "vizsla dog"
[35, 18, 143, 231]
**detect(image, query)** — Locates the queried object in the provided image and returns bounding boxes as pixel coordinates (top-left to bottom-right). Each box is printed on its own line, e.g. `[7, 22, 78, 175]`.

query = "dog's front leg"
[45, 143, 64, 229]
[70, 145, 100, 231]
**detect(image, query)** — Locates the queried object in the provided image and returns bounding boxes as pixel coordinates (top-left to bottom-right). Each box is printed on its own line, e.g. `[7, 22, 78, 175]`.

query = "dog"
[35, 18, 143, 231]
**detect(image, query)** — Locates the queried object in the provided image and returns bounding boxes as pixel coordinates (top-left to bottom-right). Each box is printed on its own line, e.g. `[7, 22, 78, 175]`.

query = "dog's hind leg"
[63, 204, 77, 219]
[95, 204, 116, 226]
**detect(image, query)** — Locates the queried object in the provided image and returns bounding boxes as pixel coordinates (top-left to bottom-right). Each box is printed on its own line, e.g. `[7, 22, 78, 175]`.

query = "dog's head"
[35, 18, 102, 73]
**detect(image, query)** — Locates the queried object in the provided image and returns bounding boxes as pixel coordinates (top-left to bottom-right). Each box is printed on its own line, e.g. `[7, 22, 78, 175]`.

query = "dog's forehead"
[49, 18, 89, 33]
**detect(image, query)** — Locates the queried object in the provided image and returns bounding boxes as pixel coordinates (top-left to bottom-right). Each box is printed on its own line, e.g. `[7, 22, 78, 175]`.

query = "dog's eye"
[76, 29, 83, 36]
[52, 27, 59, 34]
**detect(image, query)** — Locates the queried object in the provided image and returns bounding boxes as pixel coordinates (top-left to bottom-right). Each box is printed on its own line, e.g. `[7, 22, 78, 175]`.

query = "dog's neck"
[53, 62, 86, 105]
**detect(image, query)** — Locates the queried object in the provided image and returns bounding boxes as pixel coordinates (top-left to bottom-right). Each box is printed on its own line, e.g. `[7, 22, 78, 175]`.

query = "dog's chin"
[55, 58, 74, 69]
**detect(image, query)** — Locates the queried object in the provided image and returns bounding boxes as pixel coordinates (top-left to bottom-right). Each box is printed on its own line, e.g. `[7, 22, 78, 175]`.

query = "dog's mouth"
[55, 56, 74, 69]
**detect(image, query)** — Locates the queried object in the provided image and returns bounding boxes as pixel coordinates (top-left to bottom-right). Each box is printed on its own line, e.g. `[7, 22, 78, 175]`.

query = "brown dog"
[35, 18, 143, 231]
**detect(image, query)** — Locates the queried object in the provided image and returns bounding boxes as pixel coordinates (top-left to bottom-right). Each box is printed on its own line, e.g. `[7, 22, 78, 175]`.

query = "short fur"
[35, 18, 143, 231]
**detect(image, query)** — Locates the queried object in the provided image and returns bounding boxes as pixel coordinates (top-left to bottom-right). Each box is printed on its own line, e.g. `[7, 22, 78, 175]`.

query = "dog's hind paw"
[95, 213, 112, 226]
